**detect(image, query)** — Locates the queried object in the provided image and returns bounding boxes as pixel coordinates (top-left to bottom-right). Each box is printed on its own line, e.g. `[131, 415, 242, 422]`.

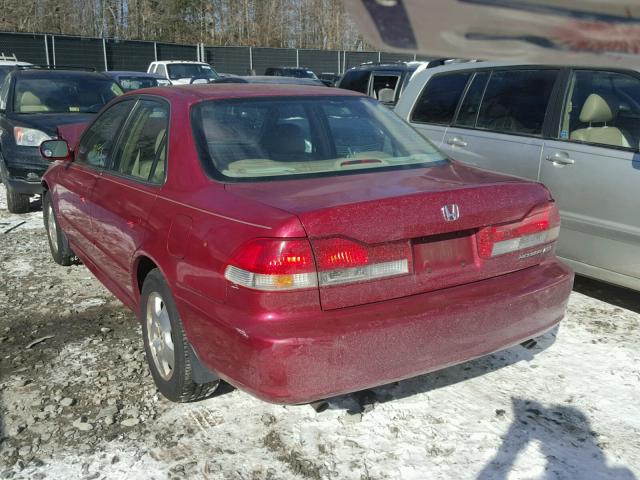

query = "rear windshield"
[167, 64, 218, 80]
[117, 76, 159, 91]
[14, 77, 123, 114]
[192, 96, 447, 181]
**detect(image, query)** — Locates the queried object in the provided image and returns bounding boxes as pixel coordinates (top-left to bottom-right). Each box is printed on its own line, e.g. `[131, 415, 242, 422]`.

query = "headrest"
[579, 94, 616, 123]
[19, 91, 49, 112]
[378, 88, 395, 103]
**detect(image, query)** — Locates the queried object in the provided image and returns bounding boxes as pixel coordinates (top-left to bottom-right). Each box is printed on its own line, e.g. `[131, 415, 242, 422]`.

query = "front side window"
[192, 96, 447, 181]
[560, 70, 640, 150]
[113, 100, 168, 183]
[76, 101, 134, 168]
[0, 74, 11, 110]
[476, 69, 558, 136]
[14, 76, 123, 114]
[410, 72, 471, 125]
[0, 66, 15, 87]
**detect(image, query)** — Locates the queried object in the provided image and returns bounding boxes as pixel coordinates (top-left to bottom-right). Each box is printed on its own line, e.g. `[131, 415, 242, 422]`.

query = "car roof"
[268, 66, 312, 70]
[127, 83, 362, 102]
[152, 60, 209, 65]
[243, 76, 324, 85]
[13, 69, 113, 79]
[0, 61, 31, 66]
[107, 70, 165, 78]
[347, 62, 415, 72]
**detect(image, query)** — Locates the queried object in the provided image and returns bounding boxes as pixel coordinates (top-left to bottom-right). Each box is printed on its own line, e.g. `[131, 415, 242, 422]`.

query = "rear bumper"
[179, 260, 573, 404]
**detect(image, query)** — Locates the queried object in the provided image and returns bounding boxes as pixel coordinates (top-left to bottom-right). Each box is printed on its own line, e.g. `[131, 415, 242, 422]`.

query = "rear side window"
[113, 100, 168, 183]
[476, 69, 558, 136]
[76, 101, 134, 168]
[410, 72, 471, 125]
[339, 70, 370, 94]
[454, 71, 490, 127]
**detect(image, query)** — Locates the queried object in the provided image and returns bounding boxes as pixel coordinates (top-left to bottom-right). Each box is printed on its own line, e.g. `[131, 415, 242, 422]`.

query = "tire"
[6, 186, 30, 214]
[140, 269, 220, 402]
[43, 191, 74, 266]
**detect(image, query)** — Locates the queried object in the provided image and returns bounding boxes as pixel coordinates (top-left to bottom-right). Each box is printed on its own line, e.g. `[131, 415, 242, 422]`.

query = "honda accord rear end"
[181, 90, 574, 404]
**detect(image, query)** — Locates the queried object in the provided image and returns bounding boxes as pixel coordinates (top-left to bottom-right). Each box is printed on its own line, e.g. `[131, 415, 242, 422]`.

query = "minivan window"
[561, 70, 640, 150]
[410, 72, 471, 125]
[371, 74, 400, 103]
[192, 96, 447, 181]
[476, 69, 558, 136]
[339, 70, 370, 94]
[454, 71, 490, 127]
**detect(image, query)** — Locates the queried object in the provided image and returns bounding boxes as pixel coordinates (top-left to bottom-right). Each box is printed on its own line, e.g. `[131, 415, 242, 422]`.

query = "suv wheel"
[5, 186, 30, 214]
[140, 269, 220, 402]
[43, 191, 74, 265]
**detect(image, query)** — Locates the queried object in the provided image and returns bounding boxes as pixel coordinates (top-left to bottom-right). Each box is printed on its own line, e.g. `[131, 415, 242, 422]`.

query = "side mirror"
[40, 139, 72, 162]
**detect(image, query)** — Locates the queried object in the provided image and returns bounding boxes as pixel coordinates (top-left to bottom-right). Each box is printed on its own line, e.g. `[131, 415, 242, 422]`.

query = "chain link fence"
[0, 31, 421, 76]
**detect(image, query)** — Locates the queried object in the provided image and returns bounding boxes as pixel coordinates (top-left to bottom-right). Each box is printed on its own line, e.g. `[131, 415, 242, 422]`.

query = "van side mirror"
[40, 139, 72, 161]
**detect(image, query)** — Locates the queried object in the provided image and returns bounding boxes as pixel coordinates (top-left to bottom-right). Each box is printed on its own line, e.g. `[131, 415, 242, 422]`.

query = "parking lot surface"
[0, 188, 638, 480]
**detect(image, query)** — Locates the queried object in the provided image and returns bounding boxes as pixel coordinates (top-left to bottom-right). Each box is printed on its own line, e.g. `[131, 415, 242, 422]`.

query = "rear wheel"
[140, 269, 219, 402]
[43, 191, 74, 266]
[5, 186, 30, 214]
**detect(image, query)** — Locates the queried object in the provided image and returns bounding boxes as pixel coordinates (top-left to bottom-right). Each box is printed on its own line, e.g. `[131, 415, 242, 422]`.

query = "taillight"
[477, 203, 560, 258]
[224, 238, 318, 291]
[224, 237, 410, 291]
[313, 238, 410, 286]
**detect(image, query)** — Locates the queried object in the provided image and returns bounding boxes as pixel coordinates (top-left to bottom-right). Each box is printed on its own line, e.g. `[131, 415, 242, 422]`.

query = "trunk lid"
[226, 163, 554, 309]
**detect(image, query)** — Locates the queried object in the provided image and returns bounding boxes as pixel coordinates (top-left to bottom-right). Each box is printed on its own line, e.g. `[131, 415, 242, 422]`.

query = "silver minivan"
[396, 62, 640, 291]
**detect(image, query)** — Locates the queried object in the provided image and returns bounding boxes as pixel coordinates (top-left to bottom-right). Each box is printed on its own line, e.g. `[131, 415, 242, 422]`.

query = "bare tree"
[0, 0, 364, 49]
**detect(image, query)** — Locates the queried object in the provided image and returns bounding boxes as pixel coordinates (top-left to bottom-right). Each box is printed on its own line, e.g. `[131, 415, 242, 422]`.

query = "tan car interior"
[120, 108, 167, 182]
[570, 93, 631, 148]
[17, 91, 50, 113]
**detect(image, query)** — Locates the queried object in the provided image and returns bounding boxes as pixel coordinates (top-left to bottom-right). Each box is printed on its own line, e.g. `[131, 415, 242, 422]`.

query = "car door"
[405, 70, 472, 147]
[540, 68, 640, 288]
[441, 68, 561, 180]
[56, 100, 135, 259]
[90, 98, 169, 300]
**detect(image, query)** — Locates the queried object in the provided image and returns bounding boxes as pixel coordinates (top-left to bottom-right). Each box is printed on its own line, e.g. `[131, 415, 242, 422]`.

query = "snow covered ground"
[0, 187, 638, 480]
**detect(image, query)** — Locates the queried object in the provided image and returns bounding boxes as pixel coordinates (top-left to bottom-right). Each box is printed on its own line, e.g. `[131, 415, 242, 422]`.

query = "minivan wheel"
[43, 191, 74, 266]
[6, 186, 30, 214]
[140, 269, 220, 402]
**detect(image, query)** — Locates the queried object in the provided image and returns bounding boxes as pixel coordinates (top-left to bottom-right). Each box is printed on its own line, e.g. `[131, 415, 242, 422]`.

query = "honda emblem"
[441, 204, 460, 222]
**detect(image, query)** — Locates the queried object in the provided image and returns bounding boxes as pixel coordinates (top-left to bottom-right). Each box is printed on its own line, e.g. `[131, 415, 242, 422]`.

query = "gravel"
[1, 187, 639, 480]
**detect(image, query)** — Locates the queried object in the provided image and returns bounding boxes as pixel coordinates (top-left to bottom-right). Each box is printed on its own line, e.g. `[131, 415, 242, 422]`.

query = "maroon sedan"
[39, 85, 573, 404]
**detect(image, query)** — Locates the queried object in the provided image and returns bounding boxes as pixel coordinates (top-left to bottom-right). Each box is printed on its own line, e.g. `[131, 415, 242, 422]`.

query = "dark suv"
[0, 68, 123, 213]
[337, 60, 452, 106]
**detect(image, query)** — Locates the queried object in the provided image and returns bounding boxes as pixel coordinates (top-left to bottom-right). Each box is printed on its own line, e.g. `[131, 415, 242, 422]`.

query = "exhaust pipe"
[310, 400, 329, 413]
[521, 339, 537, 350]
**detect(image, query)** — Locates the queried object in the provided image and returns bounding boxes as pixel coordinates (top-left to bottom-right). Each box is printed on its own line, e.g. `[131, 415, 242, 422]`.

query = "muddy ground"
[0, 188, 639, 480]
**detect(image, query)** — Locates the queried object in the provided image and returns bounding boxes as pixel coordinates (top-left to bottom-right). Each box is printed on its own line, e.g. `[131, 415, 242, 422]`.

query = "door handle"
[545, 152, 574, 166]
[446, 136, 468, 148]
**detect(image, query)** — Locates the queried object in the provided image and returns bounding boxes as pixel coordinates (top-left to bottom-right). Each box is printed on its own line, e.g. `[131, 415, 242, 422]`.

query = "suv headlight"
[14, 127, 51, 147]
